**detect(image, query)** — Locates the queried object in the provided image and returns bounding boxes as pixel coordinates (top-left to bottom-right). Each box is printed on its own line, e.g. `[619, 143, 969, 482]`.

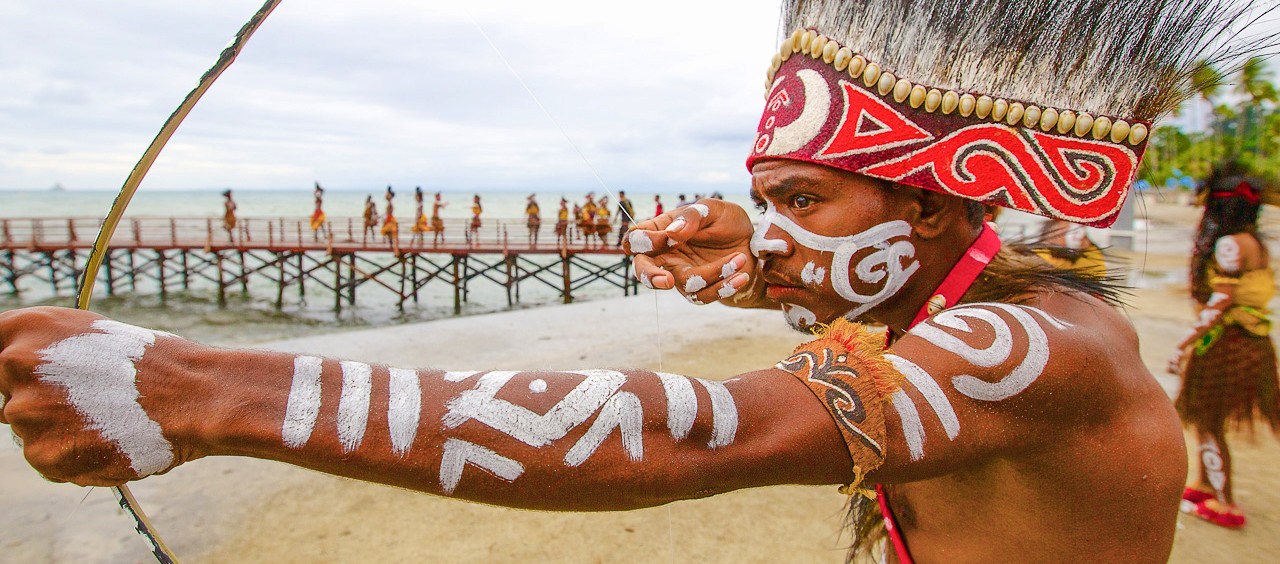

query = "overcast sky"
[0, 0, 781, 193]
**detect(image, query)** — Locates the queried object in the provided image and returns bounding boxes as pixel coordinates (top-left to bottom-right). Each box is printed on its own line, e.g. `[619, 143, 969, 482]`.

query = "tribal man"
[0, 1, 1266, 561]
[310, 182, 328, 242]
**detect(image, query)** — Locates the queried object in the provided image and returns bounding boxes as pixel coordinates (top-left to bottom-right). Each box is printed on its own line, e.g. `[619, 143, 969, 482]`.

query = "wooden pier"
[0, 216, 639, 313]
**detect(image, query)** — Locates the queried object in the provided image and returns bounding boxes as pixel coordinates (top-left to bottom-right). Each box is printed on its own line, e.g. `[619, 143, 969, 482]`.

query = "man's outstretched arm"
[0, 307, 851, 511]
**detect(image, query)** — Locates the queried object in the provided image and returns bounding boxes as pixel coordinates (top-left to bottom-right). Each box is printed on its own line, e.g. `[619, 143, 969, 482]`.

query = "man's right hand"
[623, 199, 770, 308]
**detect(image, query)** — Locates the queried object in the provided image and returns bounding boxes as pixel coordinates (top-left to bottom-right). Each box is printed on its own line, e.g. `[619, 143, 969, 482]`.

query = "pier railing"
[1, 216, 640, 313]
[0, 215, 627, 253]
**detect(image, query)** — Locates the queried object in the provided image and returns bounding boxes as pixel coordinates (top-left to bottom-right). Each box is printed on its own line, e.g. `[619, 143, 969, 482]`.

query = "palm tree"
[1233, 57, 1277, 155]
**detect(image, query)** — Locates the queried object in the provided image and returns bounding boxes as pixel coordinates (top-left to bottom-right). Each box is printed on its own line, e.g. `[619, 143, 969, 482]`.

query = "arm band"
[775, 319, 903, 495]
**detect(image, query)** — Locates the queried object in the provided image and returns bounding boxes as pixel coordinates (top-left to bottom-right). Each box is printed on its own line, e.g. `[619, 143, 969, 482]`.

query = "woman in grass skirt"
[1171, 159, 1280, 528]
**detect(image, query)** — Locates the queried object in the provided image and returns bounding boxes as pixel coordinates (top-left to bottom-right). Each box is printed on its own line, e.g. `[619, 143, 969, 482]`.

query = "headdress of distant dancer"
[747, 0, 1278, 227]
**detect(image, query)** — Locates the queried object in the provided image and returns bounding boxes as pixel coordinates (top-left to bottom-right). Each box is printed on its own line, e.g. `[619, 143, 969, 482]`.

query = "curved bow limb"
[73, 2, 283, 562]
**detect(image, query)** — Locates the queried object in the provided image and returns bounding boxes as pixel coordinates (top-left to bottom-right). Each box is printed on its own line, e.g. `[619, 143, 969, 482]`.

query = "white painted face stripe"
[387, 368, 422, 457]
[890, 390, 926, 461]
[439, 438, 524, 495]
[628, 231, 654, 254]
[336, 361, 373, 453]
[282, 355, 324, 449]
[752, 201, 919, 319]
[564, 391, 644, 466]
[801, 261, 827, 286]
[784, 304, 817, 331]
[443, 370, 626, 447]
[696, 379, 738, 448]
[34, 320, 174, 476]
[885, 354, 960, 440]
[656, 373, 698, 440]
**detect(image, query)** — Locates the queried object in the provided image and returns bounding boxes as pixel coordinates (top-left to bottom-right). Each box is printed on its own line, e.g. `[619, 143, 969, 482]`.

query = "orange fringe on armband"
[776, 319, 903, 497]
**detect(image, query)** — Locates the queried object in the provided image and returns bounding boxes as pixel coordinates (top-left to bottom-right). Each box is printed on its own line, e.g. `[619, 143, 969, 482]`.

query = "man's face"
[749, 160, 921, 331]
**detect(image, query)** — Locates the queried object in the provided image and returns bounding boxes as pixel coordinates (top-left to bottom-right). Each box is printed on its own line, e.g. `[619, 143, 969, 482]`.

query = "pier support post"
[452, 254, 462, 315]
[561, 249, 573, 304]
[216, 251, 227, 308]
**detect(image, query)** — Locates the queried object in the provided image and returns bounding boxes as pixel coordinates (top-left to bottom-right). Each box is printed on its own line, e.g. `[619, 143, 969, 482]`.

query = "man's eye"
[753, 200, 767, 212]
[792, 195, 814, 209]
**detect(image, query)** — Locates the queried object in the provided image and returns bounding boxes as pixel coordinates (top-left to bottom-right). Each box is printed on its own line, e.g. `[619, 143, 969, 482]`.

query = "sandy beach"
[3, 197, 1280, 562]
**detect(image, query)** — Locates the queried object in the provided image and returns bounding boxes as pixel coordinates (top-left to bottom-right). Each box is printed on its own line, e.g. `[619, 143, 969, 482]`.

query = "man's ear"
[895, 184, 962, 239]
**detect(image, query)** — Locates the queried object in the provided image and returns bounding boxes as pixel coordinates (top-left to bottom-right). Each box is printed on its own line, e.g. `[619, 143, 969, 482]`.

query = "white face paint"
[387, 368, 422, 457]
[627, 231, 654, 254]
[800, 261, 827, 286]
[336, 361, 373, 453]
[34, 320, 174, 476]
[439, 438, 524, 495]
[752, 201, 920, 320]
[283, 356, 324, 449]
[783, 304, 818, 331]
[910, 304, 1071, 402]
[1215, 236, 1242, 273]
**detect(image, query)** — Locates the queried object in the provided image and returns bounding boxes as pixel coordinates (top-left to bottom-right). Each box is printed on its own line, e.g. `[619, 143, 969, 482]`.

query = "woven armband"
[775, 319, 903, 496]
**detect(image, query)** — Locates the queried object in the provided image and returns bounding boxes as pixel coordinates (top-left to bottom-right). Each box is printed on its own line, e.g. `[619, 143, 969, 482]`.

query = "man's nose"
[750, 221, 792, 259]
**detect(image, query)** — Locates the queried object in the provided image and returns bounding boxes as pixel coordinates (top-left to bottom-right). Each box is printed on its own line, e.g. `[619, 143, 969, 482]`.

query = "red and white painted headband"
[746, 29, 1152, 227]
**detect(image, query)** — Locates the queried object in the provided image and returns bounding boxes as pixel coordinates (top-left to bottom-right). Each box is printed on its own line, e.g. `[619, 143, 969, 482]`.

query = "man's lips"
[763, 272, 805, 301]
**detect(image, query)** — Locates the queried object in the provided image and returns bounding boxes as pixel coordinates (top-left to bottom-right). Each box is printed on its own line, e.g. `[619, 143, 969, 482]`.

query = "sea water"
[1, 188, 754, 345]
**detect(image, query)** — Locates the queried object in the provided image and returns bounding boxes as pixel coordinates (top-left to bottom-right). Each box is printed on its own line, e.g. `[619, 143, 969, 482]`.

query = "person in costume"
[579, 193, 598, 244]
[467, 194, 483, 246]
[1169, 159, 1280, 529]
[310, 182, 328, 242]
[410, 186, 431, 247]
[555, 197, 570, 245]
[594, 196, 613, 248]
[615, 191, 636, 247]
[221, 189, 237, 243]
[0, 2, 1265, 563]
[571, 200, 583, 243]
[431, 192, 447, 247]
[362, 195, 379, 243]
[1032, 219, 1107, 277]
[525, 194, 541, 246]
[380, 186, 399, 246]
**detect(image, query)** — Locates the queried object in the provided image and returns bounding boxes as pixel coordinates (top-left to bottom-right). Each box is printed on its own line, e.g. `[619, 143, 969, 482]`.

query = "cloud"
[0, 0, 780, 192]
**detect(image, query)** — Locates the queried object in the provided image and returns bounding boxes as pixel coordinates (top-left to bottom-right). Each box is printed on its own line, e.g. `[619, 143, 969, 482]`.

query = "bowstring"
[464, 11, 674, 560]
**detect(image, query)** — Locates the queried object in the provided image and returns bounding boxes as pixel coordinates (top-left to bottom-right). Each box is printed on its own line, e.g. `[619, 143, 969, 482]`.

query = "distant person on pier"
[468, 194, 483, 246]
[579, 193, 598, 244]
[381, 186, 399, 247]
[431, 192, 447, 246]
[221, 189, 238, 243]
[555, 197, 569, 246]
[676, 193, 689, 207]
[525, 194, 541, 246]
[594, 196, 612, 248]
[653, 194, 664, 218]
[571, 201, 583, 243]
[615, 191, 635, 247]
[310, 182, 328, 242]
[1170, 160, 1280, 529]
[411, 186, 430, 247]
[362, 195, 379, 243]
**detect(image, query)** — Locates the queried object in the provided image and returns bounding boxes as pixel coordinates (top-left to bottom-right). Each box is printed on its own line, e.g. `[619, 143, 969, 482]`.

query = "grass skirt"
[1176, 324, 1280, 436]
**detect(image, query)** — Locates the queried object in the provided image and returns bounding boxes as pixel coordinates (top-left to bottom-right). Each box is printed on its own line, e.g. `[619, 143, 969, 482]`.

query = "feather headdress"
[747, 0, 1279, 226]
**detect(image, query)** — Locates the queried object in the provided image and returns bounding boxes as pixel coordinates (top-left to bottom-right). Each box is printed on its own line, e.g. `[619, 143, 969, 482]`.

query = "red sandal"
[1189, 499, 1246, 529]
[1182, 487, 1214, 504]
